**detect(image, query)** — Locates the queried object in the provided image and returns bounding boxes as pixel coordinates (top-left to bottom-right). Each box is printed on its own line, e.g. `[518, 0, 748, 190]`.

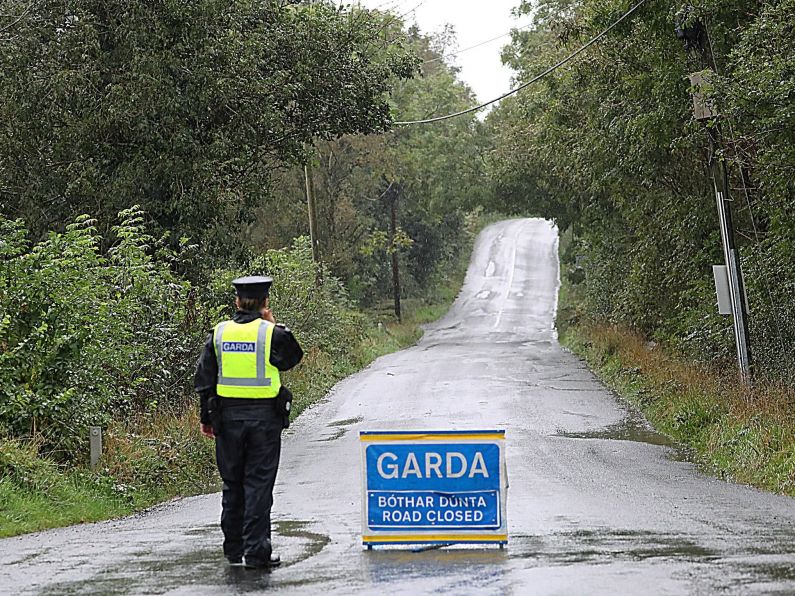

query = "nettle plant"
[0, 209, 201, 460]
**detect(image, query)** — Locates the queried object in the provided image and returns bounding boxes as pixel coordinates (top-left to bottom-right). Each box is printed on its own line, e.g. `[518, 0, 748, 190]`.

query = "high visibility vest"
[213, 319, 281, 398]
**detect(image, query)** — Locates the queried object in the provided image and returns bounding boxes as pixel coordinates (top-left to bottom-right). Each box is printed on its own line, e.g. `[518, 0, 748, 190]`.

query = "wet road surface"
[2, 218, 795, 594]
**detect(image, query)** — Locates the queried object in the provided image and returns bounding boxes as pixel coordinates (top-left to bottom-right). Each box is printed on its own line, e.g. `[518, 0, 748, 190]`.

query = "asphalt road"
[2, 218, 795, 595]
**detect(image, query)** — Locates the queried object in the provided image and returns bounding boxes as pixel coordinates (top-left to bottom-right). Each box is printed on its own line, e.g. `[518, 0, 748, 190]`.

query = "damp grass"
[0, 409, 221, 537]
[0, 440, 132, 538]
[557, 281, 795, 495]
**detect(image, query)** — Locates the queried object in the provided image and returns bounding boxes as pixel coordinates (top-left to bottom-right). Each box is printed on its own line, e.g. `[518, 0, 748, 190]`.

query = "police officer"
[194, 275, 303, 569]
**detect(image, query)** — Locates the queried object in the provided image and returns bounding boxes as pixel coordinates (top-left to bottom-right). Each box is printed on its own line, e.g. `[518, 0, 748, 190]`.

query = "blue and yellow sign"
[360, 430, 507, 546]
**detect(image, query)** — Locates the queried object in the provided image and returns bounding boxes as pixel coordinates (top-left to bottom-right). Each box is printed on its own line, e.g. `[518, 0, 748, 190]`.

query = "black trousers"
[215, 407, 282, 563]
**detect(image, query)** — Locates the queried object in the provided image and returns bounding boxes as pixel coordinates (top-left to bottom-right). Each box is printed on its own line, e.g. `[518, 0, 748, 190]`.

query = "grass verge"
[0, 411, 216, 539]
[557, 276, 795, 496]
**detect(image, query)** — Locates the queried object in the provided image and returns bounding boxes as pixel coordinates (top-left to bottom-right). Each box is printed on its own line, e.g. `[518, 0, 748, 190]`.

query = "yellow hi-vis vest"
[213, 319, 281, 398]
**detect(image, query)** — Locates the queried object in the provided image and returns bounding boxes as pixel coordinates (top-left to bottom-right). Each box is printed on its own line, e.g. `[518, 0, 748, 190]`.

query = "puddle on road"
[40, 520, 330, 595]
[555, 409, 692, 462]
[273, 520, 331, 563]
[181, 523, 216, 537]
[365, 547, 509, 590]
[5, 548, 50, 566]
[314, 427, 347, 442]
[507, 528, 795, 593]
[509, 528, 718, 566]
[312, 416, 364, 442]
[745, 561, 795, 582]
[40, 545, 243, 596]
[31, 524, 795, 594]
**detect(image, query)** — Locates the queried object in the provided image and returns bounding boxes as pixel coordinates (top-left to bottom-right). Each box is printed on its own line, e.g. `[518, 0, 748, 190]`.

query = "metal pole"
[677, 15, 753, 384]
[707, 125, 753, 383]
[90, 426, 102, 470]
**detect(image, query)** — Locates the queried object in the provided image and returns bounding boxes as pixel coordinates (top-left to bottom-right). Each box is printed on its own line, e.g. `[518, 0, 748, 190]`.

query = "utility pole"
[676, 13, 753, 384]
[386, 183, 402, 323]
[303, 160, 321, 267]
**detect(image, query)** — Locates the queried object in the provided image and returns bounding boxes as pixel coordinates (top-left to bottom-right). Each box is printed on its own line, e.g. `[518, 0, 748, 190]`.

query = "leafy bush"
[0, 209, 203, 458]
[201, 235, 363, 358]
[0, 213, 361, 461]
[253, 237, 364, 358]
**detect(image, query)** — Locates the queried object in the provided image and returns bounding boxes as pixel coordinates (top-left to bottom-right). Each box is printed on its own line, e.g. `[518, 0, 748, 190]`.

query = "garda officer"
[194, 275, 303, 569]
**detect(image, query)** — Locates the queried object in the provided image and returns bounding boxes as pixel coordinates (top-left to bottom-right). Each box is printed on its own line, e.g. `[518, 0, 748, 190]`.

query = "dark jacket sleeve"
[194, 333, 217, 424]
[270, 324, 303, 371]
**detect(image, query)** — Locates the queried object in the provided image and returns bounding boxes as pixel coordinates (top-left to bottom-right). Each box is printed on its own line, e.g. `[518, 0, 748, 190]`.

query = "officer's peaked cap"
[232, 275, 273, 299]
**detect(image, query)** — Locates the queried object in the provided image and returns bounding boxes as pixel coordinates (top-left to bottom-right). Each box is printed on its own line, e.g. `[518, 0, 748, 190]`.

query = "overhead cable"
[366, 0, 404, 11]
[394, 0, 648, 126]
[422, 23, 534, 66]
[394, 0, 428, 20]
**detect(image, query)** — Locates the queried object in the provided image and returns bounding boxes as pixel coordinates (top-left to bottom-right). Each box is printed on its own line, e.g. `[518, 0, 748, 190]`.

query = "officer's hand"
[262, 308, 276, 324]
[200, 423, 215, 439]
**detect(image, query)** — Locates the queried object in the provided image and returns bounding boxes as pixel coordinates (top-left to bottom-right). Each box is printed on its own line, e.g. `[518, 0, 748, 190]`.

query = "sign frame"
[360, 429, 507, 547]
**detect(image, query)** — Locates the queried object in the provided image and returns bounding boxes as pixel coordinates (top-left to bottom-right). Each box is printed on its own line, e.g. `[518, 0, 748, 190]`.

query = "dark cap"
[232, 275, 273, 299]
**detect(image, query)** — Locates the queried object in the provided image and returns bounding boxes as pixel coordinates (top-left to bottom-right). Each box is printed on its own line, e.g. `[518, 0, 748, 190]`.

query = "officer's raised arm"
[270, 324, 303, 371]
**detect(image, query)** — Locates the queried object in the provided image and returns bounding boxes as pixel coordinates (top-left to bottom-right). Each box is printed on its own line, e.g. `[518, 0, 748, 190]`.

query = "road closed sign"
[360, 430, 507, 547]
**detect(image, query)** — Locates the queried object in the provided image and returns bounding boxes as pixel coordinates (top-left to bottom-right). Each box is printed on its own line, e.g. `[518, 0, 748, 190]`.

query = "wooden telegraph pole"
[676, 14, 753, 384]
[303, 161, 321, 266]
[303, 11, 318, 267]
[386, 183, 402, 323]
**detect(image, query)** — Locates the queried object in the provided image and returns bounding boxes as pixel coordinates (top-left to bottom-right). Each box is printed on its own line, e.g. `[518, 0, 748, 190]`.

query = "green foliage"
[0, 0, 417, 251]
[0, 209, 201, 458]
[0, 412, 219, 537]
[0, 439, 131, 537]
[489, 0, 795, 378]
[0, 211, 361, 461]
[253, 236, 364, 358]
[293, 22, 495, 306]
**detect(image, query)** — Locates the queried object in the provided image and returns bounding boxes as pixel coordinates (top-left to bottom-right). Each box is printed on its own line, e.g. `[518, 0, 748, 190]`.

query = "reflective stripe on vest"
[213, 319, 281, 398]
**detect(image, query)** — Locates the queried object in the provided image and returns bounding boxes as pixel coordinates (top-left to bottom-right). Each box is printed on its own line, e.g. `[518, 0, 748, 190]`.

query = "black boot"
[243, 553, 280, 569]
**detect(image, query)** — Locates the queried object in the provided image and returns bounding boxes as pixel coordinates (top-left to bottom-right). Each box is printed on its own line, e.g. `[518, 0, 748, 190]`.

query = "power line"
[363, 0, 403, 11]
[394, 0, 427, 20]
[394, 0, 648, 126]
[358, 0, 424, 16]
[422, 23, 534, 66]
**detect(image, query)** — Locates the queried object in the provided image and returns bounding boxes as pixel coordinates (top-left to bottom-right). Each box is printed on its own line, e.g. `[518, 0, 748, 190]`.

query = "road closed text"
[368, 490, 499, 528]
[379, 493, 493, 524]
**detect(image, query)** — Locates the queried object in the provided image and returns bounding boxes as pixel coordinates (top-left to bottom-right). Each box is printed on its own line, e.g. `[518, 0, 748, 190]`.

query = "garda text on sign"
[360, 430, 507, 546]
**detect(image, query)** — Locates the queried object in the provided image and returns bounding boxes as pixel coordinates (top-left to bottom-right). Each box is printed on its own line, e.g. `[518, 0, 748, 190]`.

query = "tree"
[313, 24, 494, 304]
[487, 0, 795, 378]
[0, 0, 417, 256]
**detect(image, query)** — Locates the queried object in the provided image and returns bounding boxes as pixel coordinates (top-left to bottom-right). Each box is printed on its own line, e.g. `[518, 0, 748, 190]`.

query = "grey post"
[90, 426, 103, 469]
[676, 13, 753, 384]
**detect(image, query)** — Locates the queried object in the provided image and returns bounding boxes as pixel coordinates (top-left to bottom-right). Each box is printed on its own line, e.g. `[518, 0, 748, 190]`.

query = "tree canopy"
[0, 2, 495, 456]
[0, 0, 417, 247]
[488, 0, 795, 378]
